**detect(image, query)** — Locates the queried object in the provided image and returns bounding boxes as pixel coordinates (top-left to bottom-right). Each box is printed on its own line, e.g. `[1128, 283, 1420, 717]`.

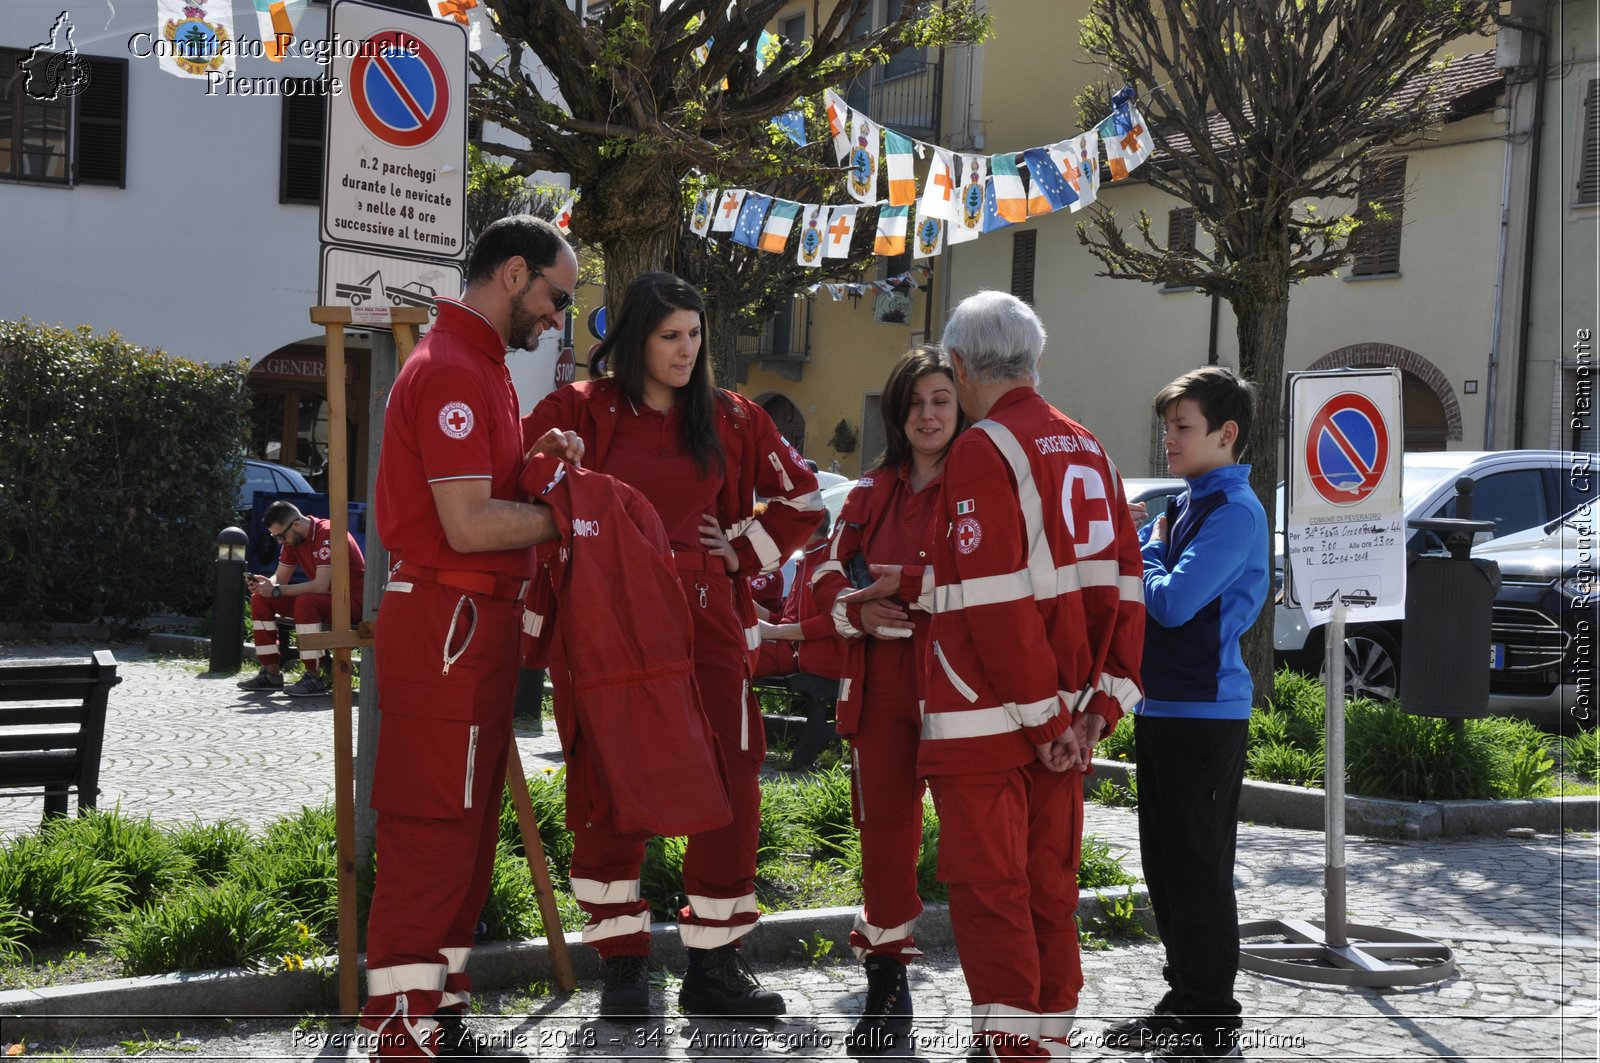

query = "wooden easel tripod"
[296, 306, 574, 1020]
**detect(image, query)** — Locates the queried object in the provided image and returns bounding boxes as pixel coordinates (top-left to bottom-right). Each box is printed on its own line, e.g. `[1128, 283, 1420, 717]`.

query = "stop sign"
[553, 346, 576, 389]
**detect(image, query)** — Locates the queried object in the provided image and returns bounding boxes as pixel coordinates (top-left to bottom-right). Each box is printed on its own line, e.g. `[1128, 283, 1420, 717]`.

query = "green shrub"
[233, 806, 338, 942]
[1097, 714, 1136, 762]
[478, 843, 543, 942]
[0, 833, 128, 945]
[914, 801, 945, 903]
[1246, 741, 1324, 787]
[788, 762, 856, 859]
[497, 768, 574, 884]
[169, 820, 254, 883]
[0, 318, 250, 621]
[639, 835, 687, 920]
[1471, 716, 1557, 798]
[1563, 727, 1600, 780]
[1079, 835, 1136, 890]
[1344, 700, 1495, 801]
[43, 809, 193, 908]
[0, 899, 35, 963]
[112, 880, 305, 975]
[1089, 771, 1138, 808]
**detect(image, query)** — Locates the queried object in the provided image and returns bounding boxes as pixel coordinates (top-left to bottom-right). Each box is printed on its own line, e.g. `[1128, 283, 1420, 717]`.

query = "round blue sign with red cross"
[350, 31, 450, 148]
[1304, 392, 1391, 505]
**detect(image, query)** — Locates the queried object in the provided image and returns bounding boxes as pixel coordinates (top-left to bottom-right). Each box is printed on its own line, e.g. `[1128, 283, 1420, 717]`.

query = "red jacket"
[811, 466, 930, 735]
[522, 379, 823, 664]
[916, 388, 1145, 777]
[519, 454, 732, 838]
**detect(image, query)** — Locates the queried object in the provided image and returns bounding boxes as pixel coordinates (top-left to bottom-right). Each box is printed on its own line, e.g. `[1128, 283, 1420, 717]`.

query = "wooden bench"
[0, 651, 121, 821]
[753, 672, 840, 771]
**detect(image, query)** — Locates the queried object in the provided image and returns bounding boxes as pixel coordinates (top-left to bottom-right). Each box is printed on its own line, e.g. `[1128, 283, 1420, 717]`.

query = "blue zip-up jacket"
[1135, 464, 1269, 720]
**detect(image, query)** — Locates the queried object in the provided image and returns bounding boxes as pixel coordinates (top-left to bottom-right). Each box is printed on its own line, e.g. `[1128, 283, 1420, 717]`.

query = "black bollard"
[211, 527, 249, 674]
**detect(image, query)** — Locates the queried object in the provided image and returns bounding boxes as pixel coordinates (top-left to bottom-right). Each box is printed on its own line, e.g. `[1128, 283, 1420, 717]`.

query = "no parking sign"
[320, 0, 467, 263]
[1284, 370, 1405, 626]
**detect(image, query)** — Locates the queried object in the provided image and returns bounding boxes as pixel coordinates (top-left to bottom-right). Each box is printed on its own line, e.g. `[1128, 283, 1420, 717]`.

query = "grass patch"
[2, 762, 1135, 984]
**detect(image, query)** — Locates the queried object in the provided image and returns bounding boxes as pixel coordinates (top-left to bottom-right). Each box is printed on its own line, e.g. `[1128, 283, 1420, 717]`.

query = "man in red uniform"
[239, 500, 365, 697]
[360, 215, 581, 1060]
[849, 291, 1145, 1062]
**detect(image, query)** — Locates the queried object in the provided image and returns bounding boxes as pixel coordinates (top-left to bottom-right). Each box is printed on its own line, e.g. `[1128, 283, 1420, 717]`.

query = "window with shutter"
[0, 46, 73, 185]
[1011, 229, 1037, 305]
[74, 55, 127, 187]
[0, 48, 125, 188]
[1350, 157, 1406, 276]
[1578, 78, 1599, 206]
[280, 80, 327, 205]
[1163, 208, 1196, 290]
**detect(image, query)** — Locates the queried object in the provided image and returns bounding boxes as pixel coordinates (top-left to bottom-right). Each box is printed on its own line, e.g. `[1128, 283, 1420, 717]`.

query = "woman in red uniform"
[521, 272, 820, 1019]
[812, 346, 966, 1055]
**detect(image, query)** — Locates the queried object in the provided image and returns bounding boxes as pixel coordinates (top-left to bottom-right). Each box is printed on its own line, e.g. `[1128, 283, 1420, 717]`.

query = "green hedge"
[0, 319, 250, 621]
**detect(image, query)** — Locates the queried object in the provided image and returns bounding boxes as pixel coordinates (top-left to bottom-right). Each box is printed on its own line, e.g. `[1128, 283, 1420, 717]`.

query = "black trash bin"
[1400, 505, 1501, 719]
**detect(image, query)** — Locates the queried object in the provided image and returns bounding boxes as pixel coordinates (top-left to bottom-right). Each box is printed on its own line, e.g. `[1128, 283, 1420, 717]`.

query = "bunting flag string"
[676, 78, 1159, 264]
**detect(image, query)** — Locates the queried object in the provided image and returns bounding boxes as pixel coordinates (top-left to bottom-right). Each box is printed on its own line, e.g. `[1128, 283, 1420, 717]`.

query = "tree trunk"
[598, 228, 677, 325]
[1232, 273, 1291, 707]
[703, 301, 741, 391]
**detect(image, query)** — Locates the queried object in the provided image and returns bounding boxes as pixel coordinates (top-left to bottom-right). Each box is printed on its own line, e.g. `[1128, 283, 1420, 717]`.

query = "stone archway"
[1307, 343, 1461, 449]
[759, 393, 807, 452]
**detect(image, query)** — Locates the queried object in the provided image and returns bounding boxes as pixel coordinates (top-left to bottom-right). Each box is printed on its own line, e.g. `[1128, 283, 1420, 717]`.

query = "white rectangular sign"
[1284, 369, 1406, 628]
[320, 247, 463, 332]
[321, 0, 467, 261]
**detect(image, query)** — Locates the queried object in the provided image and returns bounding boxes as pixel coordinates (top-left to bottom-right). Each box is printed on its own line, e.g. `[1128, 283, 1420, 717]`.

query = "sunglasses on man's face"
[532, 270, 573, 314]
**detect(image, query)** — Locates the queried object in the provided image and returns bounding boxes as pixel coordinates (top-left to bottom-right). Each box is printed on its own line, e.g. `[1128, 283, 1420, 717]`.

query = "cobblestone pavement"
[4, 642, 1598, 1060]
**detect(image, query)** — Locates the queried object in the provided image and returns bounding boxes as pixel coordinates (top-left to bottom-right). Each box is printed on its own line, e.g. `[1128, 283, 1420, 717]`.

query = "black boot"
[599, 954, 653, 1019]
[845, 954, 913, 1056]
[678, 943, 786, 1017]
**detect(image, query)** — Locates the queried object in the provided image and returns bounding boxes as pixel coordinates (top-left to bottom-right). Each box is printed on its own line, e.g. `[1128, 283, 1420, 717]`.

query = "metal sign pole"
[1238, 372, 1454, 988]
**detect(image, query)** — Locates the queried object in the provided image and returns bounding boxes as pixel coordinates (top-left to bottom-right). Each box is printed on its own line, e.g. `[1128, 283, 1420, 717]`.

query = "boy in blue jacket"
[1106, 367, 1269, 1063]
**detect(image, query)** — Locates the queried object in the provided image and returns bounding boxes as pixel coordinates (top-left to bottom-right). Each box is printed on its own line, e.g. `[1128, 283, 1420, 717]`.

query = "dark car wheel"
[1320, 626, 1401, 703]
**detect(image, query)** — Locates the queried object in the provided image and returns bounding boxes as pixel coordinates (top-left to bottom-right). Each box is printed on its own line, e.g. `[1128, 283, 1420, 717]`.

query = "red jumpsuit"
[521, 379, 820, 956]
[916, 388, 1144, 1059]
[811, 464, 940, 965]
[248, 515, 364, 675]
[360, 299, 534, 1056]
[751, 541, 847, 679]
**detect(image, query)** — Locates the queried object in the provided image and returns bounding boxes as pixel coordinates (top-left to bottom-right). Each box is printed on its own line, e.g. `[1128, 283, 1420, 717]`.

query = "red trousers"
[567, 562, 762, 957]
[930, 760, 1084, 1055]
[360, 579, 522, 1055]
[249, 590, 355, 673]
[848, 638, 926, 962]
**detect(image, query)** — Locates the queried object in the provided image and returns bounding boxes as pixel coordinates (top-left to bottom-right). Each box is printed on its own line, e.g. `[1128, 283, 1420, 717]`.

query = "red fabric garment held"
[519, 453, 731, 838]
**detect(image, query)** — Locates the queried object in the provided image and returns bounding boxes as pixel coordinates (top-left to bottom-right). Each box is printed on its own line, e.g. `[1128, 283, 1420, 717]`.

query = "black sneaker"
[599, 954, 652, 1019]
[236, 667, 283, 691]
[1105, 1010, 1184, 1051]
[678, 943, 786, 1017]
[284, 672, 329, 697]
[845, 954, 913, 1056]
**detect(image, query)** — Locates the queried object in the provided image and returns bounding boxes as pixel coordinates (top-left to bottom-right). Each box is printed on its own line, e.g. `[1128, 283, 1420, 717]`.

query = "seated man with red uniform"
[238, 500, 365, 697]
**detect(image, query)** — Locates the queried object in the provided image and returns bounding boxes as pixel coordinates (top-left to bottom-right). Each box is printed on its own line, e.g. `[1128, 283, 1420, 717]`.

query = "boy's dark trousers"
[1134, 714, 1250, 1050]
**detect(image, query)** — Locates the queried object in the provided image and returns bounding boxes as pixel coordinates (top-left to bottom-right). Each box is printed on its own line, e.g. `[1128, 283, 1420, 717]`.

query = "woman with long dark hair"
[812, 346, 967, 1055]
[521, 272, 821, 1019]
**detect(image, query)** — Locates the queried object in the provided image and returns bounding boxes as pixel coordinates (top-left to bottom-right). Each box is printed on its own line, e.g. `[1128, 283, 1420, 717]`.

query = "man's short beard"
[508, 277, 542, 350]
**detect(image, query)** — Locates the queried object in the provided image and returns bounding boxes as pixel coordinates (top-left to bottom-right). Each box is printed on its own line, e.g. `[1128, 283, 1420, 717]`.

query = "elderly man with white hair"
[849, 290, 1145, 1060]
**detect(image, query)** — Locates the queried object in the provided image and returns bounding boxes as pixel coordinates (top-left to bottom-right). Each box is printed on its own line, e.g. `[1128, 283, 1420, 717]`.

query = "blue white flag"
[771, 111, 807, 145]
[1022, 146, 1077, 216]
[731, 194, 772, 248]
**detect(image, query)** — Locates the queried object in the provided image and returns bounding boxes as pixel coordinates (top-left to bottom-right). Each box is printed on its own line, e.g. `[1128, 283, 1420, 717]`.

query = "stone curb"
[1084, 759, 1600, 838]
[1, 889, 1152, 1038]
